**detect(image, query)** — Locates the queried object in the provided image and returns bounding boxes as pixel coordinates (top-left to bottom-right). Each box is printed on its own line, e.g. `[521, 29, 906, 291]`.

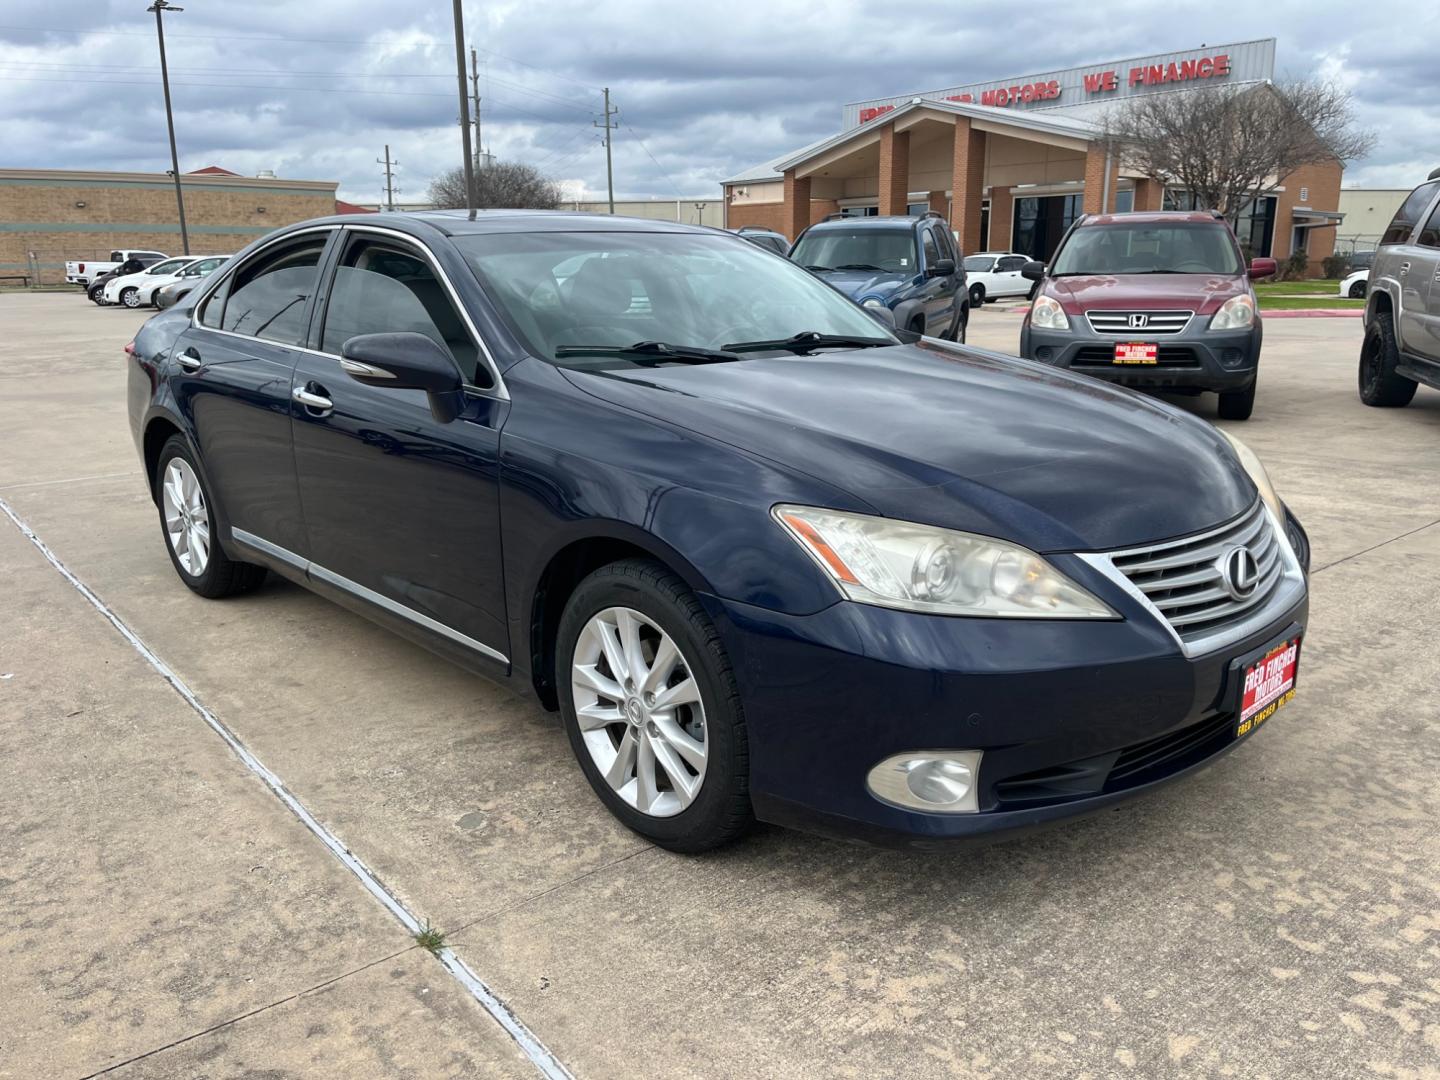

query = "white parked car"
[103, 257, 203, 308]
[962, 251, 1034, 306]
[65, 248, 167, 287]
[1339, 269, 1368, 299]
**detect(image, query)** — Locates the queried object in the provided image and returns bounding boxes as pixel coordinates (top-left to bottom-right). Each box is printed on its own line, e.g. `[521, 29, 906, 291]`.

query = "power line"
[623, 121, 685, 197]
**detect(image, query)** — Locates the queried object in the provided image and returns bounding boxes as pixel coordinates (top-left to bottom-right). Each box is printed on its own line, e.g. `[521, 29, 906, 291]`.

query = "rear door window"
[996, 255, 1028, 272]
[199, 233, 329, 344]
[1380, 182, 1440, 246]
[1417, 201, 1440, 249]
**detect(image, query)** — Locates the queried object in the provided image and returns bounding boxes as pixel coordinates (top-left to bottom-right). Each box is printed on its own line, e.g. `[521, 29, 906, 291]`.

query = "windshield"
[1051, 223, 1242, 276]
[147, 258, 192, 275]
[789, 228, 917, 274]
[454, 231, 897, 369]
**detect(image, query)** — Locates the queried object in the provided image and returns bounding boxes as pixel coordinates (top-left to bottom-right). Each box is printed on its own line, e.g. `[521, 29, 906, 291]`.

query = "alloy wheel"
[123, 289, 140, 308]
[571, 606, 707, 817]
[162, 458, 211, 576]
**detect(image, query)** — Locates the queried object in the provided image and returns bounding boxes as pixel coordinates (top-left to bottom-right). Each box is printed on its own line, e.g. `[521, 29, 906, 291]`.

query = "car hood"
[810, 269, 911, 300]
[563, 342, 1254, 552]
[1048, 272, 1247, 315]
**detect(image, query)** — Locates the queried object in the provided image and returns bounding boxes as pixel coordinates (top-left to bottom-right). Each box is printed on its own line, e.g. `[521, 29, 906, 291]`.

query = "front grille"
[1073, 345, 1200, 367]
[1085, 310, 1193, 335]
[1107, 501, 1284, 644]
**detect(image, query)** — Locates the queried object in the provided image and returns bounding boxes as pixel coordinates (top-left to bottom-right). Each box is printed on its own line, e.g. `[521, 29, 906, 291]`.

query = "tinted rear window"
[1380, 181, 1440, 246]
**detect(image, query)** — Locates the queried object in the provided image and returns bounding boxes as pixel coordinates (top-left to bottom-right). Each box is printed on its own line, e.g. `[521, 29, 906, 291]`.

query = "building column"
[927, 190, 948, 217]
[1132, 177, 1165, 212]
[783, 169, 811, 240]
[950, 117, 986, 255]
[988, 185, 1013, 252]
[877, 125, 911, 217]
[1082, 145, 1120, 214]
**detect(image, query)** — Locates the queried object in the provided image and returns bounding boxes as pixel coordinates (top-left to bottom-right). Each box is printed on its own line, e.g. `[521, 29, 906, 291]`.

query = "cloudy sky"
[1, 1, 1434, 204]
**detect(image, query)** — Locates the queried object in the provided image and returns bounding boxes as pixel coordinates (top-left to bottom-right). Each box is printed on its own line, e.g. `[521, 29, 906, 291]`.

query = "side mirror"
[1020, 261, 1046, 281]
[928, 258, 956, 279]
[340, 332, 465, 423]
[1248, 257, 1278, 280]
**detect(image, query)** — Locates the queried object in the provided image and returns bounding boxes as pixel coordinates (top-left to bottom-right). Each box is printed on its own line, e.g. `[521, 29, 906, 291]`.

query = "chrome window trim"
[1076, 503, 1306, 659]
[187, 223, 508, 400]
[231, 528, 509, 665]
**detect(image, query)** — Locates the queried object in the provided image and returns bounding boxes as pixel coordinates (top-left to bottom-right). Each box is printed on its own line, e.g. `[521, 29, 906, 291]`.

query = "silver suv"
[1359, 168, 1440, 407]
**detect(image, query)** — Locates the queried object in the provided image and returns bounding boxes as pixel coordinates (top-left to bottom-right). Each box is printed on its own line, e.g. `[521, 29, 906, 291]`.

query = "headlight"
[1219, 431, 1284, 522]
[1030, 294, 1069, 330]
[1210, 295, 1255, 331]
[860, 296, 888, 310]
[772, 505, 1117, 618]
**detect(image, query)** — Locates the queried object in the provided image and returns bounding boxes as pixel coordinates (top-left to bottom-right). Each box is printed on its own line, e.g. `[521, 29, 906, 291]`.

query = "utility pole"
[469, 47, 484, 171]
[594, 88, 618, 214]
[147, 0, 189, 254]
[450, 0, 477, 218]
[377, 145, 397, 211]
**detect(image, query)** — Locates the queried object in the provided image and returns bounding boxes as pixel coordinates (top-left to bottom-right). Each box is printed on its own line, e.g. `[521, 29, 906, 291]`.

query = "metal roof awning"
[1291, 208, 1345, 223]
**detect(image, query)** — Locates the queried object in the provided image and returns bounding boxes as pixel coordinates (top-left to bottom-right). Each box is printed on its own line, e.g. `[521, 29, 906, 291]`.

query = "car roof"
[805, 215, 932, 230]
[277, 209, 718, 238]
[1080, 210, 1228, 227]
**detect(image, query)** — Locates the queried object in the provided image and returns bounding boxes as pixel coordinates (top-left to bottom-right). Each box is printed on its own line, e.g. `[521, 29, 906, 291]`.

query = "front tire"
[968, 283, 985, 308]
[155, 436, 267, 598]
[557, 559, 752, 853]
[1348, 280, 1366, 299]
[121, 287, 141, 309]
[1217, 381, 1256, 421]
[1358, 310, 1417, 407]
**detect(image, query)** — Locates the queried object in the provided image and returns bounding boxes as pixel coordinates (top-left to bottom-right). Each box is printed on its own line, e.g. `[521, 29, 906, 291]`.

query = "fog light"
[866, 751, 982, 813]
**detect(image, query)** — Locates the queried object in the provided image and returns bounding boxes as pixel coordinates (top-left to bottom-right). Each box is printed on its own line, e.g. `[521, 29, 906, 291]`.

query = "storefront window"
[1162, 190, 1275, 258]
[1114, 189, 1134, 213]
[906, 202, 930, 216]
[1012, 193, 1083, 260]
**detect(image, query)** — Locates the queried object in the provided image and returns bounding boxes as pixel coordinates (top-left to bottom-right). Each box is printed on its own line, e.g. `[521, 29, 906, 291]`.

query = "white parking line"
[0, 495, 574, 1080]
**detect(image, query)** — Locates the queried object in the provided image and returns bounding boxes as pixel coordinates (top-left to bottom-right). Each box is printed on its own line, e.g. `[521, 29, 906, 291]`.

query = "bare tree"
[1101, 79, 1376, 224]
[427, 161, 563, 210]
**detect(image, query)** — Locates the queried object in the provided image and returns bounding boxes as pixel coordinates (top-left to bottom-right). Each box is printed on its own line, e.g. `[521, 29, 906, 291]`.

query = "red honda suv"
[1018, 211, 1276, 420]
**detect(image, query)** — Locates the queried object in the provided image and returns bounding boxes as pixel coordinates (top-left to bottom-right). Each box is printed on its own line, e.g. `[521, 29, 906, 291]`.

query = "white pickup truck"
[65, 249, 169, 287]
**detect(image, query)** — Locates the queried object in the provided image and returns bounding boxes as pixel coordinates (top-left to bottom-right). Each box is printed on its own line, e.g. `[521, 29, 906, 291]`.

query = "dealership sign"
[848, 38, 1275, 127]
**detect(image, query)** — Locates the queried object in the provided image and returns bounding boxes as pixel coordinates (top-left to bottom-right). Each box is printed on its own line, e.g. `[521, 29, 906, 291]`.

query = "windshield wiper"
[553, 340, 739, 365]
[834, 263, 884, 271]
[803, 264, 834, 272]
[723, 330, 895, 354]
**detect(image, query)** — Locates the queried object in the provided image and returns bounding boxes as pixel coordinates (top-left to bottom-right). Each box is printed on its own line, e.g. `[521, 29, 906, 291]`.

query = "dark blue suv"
[790, 212, 968, 341]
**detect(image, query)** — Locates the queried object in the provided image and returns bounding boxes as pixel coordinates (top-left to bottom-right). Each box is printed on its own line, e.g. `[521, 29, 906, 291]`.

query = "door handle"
[1399, 261, 1410, 276]
[292, 385, 334, 414]
[177, 346, 202, 372]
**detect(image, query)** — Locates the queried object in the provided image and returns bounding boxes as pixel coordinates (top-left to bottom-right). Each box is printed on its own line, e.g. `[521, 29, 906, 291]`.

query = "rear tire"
[1217, 381, 1256, 421]
[557, 559, 752, 853]
[155, 436, 267, 598]
[1358, 310, 1417, 407]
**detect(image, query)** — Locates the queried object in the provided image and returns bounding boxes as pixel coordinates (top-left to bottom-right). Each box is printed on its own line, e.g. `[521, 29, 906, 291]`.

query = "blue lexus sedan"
[127, 211, 1309, 852]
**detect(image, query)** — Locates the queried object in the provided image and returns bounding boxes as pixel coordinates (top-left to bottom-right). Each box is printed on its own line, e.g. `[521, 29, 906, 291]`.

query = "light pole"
[147, 0, 189, 255]
[450, 0, 477, 219]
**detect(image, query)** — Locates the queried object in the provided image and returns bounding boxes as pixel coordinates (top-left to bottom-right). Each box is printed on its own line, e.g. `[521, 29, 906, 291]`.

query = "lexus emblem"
[1128, 313, 1149, 329]
[1219, 546, 1260, 600]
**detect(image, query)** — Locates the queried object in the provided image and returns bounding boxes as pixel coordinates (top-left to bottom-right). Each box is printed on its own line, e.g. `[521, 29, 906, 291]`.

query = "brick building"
[723, 38, 1344, 273]
[1, 166, 346, 284]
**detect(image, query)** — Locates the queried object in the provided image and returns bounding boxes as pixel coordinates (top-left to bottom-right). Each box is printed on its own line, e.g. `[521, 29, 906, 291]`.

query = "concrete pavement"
[2, 292, 1438, 1078]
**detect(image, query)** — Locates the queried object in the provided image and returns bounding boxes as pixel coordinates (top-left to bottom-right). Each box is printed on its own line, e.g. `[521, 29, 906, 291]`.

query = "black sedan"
[127, 211, 1309, 851]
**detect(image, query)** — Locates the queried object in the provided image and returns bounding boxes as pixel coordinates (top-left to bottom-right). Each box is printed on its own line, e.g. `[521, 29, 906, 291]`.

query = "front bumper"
[705, 529, 1307, 848]
[1021, 318, 1262, 392]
